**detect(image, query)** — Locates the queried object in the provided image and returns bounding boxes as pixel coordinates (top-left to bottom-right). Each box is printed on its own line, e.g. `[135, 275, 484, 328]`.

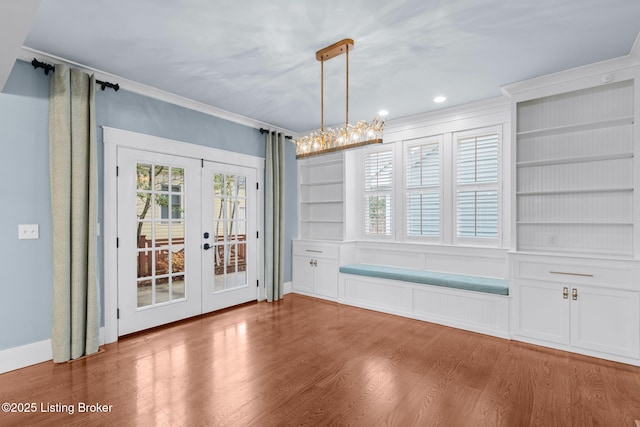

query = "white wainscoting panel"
[359, 248, 425, 269]
[411, 286, 509, 337]
[339, 274, 509, 339]
[341, 276, 411, 313]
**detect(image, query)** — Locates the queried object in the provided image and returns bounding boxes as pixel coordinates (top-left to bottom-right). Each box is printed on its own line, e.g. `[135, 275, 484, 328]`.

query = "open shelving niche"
[515, 79, 636, 257]
[297, 152, 345, 241]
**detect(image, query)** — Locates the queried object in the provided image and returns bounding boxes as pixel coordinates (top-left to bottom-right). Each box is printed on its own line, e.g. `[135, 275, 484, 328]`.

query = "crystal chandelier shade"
[293, 39, 384, 159]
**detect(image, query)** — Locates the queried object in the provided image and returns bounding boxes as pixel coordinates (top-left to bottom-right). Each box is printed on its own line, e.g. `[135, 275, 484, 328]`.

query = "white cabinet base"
[292, 240, 339, 301]
[511, 253, 640, 366]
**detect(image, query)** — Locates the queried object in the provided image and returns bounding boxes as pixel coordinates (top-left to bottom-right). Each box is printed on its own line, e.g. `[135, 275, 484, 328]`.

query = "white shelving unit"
[298, 152, 345, 241]
[515, 80, 635, 257]
[505, 65, 640, 365]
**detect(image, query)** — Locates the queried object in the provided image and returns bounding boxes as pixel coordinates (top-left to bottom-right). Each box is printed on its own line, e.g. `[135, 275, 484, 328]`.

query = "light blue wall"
[0, 61, 52, 350]
[0, 60, 297, 351]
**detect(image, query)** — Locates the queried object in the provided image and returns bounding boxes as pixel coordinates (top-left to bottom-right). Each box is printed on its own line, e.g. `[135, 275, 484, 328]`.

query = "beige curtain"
[49, 64, 100, 362]
[265, 131, 285, 302]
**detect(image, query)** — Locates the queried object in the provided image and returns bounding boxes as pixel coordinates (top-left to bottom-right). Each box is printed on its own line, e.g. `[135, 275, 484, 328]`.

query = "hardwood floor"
[2, 293, 640, 426]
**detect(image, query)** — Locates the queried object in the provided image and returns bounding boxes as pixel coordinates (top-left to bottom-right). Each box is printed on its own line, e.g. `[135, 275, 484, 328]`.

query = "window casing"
[405, 137, 441, 240]
[363, 149, 393, 237]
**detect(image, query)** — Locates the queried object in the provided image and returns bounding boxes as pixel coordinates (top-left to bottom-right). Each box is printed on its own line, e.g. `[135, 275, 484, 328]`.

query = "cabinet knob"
[313, 259, 318, 267]
[563, 287, 569, 299]
[309, 259, 314, 266]
[572, 288, 578, 300]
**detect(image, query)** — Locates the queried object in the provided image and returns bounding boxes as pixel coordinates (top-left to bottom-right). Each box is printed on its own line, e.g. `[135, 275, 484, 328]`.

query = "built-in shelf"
[300, 179, 343, 186]
[516, 245, 633, 258]
[515, 79, 635, 256]
[516, 116, 634, 138]
[517, 221, 633, 225]
[300, 200, 344, 205]
[517, 187, 633, 196]
[298, 153, 345, 241]
[516, 152, 634, 168]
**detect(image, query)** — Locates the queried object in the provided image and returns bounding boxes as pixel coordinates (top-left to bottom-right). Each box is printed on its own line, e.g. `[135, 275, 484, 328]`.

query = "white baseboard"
[284, 281, 293, 294]
[0, 328, 107, 374]
[0, 339, 52, 374]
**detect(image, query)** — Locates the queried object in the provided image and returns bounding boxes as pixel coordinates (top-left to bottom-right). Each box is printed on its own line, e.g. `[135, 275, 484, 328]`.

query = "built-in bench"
[338, 262, 510, 338]
[339, 264, 509, 296]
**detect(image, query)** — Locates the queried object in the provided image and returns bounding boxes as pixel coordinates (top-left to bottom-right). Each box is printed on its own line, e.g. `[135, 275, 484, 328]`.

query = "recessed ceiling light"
[378, 110, 389, 117]
[433, 96, 446, 103]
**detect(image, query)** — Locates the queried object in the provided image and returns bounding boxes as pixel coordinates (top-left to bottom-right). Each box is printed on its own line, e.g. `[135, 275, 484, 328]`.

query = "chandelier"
[293, 39, 385, 159]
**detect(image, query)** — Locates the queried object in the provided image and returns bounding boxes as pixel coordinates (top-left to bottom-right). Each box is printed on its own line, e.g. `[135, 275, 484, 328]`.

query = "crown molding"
[19, 46, 297, 138]
[380, 96, 509, 143]
[500, 35, 640, 98]
[384, 96, 509, 132]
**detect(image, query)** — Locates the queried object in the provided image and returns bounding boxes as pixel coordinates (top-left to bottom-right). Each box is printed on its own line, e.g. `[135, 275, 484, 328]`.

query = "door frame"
[103, 126, 265, 344]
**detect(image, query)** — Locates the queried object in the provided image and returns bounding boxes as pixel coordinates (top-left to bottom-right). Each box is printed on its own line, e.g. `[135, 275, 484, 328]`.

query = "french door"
[201, 162, 257, 311]
[117, 148, 258, 335]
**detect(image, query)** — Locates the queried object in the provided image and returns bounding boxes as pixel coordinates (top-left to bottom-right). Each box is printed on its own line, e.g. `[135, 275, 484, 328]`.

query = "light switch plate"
[18, 224, 39, 240]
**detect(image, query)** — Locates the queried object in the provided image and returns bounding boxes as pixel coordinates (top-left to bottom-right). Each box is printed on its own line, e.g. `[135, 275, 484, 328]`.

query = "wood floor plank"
[1, 294, 640, 426]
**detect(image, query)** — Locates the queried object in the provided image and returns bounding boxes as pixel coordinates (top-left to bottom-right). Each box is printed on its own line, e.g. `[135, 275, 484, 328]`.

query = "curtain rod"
[31, 58, 120, 92]
[259, 128, 292, 139]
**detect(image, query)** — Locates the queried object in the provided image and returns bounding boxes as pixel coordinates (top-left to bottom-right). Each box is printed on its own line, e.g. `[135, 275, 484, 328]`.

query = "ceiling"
[21, 0, 640, 132]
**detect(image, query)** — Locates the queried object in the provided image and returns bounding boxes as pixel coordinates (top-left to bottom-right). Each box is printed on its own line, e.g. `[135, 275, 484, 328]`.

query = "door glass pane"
[172, 222, 185, 246]
[137, 278, 152, 308]
[154, 165, 169, 190]
[137, 250, 153, 279]
[137, 164, 152, 190]
[236, 198, 246, 220]
[171, 167, 184, 187]
[172, 275, 185, 300]
[212, 172, 249, 292]
[137, 194, 153, 221]
[136, 162, 187, 308]
[171, 247, 185, 274]
[238, 176, 246, 197]
[156, 277, 170, 304]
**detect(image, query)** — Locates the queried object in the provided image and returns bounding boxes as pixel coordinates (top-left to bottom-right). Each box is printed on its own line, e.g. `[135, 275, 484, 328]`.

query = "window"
[364, 149, 393, 236]
[455, 130, 500, 239]
[405, 138, 440, 238]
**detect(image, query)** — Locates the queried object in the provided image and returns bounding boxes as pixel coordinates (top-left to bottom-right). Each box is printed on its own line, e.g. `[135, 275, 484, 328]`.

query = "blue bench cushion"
[339, 264, 509, 296]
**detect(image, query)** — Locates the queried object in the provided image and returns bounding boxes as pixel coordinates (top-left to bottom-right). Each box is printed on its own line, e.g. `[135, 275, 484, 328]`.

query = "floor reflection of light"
[362, 356, 399, 403]
[132, 338, 190, 425]
[237, 321, 247, 336]
[168, 343, 187, 424]
[209, 320, 257, 419]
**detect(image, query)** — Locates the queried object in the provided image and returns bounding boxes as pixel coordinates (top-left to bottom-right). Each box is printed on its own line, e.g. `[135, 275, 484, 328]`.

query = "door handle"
[562, 287, 568, 299]
[203, 243, 212, 250]
[572, 288, 578, 301]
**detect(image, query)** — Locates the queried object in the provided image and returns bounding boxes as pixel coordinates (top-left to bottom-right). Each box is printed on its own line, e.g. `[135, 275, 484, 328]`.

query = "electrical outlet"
[18, 224, 39, 240]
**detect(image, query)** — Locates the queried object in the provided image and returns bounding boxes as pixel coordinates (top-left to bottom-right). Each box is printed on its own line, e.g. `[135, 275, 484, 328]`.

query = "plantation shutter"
[364, 150, 393, 236]
[406, 141, 440, 237]
[456, 133, 499, 238]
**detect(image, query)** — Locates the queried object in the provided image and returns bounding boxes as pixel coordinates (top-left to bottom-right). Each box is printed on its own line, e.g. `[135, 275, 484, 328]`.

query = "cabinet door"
[571, 286, 640, 358]
[292, 255, 315, 294]
[314, 258, 339, 298]
[513, 279, 570, 345]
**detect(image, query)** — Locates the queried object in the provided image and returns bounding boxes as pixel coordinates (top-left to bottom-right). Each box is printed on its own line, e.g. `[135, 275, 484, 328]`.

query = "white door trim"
[103, 126, 265, 344]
